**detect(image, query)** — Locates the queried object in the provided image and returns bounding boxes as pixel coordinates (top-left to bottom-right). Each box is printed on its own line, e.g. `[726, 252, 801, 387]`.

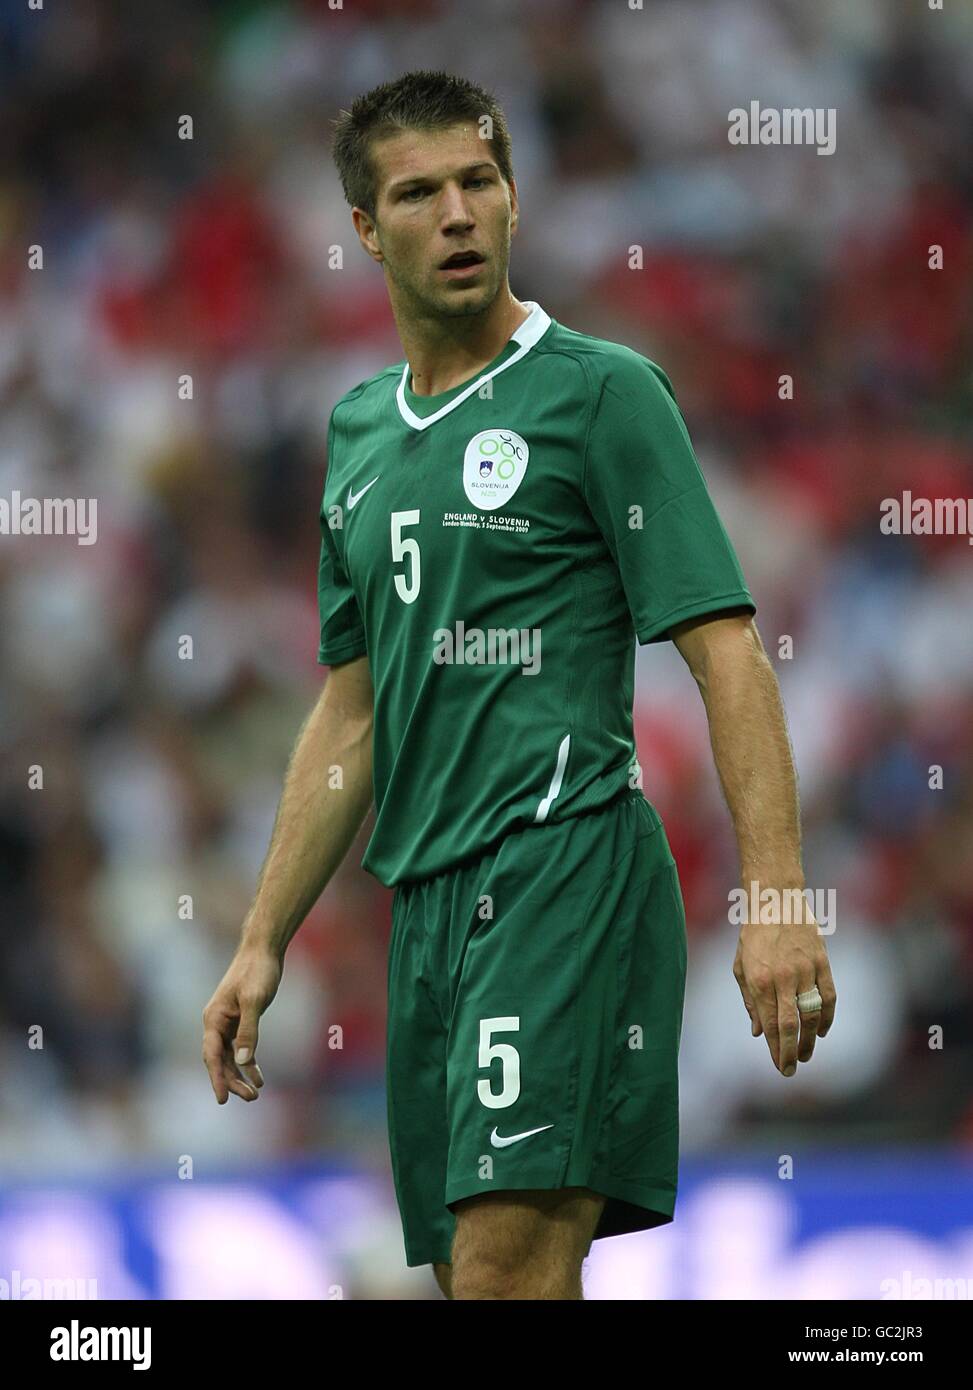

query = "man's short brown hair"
[331, 69, 514, 222]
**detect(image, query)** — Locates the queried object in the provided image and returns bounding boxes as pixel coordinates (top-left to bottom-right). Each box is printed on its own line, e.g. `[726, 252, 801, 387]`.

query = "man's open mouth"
[439, 251, 485, 269]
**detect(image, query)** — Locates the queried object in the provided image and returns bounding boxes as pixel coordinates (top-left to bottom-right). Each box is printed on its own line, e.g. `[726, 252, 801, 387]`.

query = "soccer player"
[202, 70, 836, 1301]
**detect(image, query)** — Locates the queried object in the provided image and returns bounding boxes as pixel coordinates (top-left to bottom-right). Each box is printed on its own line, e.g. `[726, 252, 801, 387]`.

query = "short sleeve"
[317, 412, 368, 666]
[581, 352, 755, 644]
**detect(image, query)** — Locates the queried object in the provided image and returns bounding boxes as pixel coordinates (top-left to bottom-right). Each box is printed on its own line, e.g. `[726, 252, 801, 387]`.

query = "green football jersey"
[317, 300, 755, 887]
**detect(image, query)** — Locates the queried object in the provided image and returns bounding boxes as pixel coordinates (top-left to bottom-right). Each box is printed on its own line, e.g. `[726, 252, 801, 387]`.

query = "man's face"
[354, 122, 518, 319]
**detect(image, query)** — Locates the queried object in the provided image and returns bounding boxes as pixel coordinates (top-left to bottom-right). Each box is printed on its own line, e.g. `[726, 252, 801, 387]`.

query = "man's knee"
[449, 1188, 604, 1300]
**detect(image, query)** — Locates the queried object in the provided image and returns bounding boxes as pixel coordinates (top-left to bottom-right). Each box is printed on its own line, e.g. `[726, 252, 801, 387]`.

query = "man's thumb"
[234, 1011, 259, 1065]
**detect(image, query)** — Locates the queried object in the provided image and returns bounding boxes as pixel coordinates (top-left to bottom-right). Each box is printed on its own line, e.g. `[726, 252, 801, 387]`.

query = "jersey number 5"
[391, 510, 421, 604]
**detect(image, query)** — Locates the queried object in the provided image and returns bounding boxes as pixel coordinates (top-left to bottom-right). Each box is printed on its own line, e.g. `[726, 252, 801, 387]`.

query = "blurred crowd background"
[1, 0, 972, 1294]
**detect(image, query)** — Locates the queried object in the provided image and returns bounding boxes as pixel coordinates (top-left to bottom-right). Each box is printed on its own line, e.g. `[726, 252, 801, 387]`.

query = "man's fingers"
[775, 980, 800, 1076]
[202, 1002, 262, 1103]
[750, 973, 780, 1068]
[233, 999, 261, 1071]
[223, 1039, 260, 1101]
[738, 925, 837, 1076]
[794, 970, 828, 1063]
[734, 970, 763, 1037]
[233, 996, 266, 1089]
[202, 1025, 230, 1104]
[226, 1074, 259, 1101]
[237, 1057, 265, 1091]
[796, 995, 821, 1063]
[816, 959, 837, 1037]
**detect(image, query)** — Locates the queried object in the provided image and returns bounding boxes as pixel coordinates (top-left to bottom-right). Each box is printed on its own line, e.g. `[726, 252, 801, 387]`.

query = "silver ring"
[796, 987, 823, 1014]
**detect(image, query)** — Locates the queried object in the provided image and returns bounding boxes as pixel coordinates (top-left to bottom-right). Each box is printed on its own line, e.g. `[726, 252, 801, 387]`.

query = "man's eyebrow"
[387, 162, 496, 195]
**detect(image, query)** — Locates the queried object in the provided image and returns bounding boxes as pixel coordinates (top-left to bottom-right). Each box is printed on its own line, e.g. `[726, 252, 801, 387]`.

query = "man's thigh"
[452, 1187, 605, 1269]
[450, 1187, 605, 1297]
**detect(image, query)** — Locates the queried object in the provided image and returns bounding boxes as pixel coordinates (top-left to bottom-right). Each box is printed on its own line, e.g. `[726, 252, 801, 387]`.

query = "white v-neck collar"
[395, 300, 551, 432]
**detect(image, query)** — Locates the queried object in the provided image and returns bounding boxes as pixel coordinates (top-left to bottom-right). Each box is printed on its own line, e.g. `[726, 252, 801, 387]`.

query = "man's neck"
[399, 291, 531, 397]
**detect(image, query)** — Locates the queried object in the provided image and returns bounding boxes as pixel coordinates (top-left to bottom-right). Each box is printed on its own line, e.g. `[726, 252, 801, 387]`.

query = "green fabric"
[318, 301, 754, 886]
[385, 792, 687, 1267]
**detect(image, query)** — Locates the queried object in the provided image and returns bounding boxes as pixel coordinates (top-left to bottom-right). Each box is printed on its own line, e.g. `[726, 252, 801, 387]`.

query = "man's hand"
[202, 944, 282, 1103]
[732, 910, 836, 1076]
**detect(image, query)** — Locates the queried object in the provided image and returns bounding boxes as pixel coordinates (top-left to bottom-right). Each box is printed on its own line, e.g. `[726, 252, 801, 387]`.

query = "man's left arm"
[670, 609, 837, 1077]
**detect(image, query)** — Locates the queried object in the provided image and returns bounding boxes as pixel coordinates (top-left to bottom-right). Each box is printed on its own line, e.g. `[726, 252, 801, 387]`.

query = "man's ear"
[352, 207, 384, 263]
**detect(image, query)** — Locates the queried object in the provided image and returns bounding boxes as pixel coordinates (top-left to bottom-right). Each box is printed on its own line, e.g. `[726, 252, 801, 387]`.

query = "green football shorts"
[385, 790, 688, 1268]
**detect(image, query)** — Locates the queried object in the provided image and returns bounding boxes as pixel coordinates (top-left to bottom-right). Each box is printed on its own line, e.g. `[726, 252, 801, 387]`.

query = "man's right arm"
[202, 653, 374, 1103]
[243, 653, 374, 959]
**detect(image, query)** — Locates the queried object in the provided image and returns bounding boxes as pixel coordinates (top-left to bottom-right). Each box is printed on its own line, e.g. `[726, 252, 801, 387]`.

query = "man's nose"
[440, 183, 474, 228]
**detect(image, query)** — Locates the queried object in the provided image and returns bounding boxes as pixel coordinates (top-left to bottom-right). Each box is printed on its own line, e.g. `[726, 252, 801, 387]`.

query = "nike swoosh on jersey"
[347, 476, 380, 509]
[489, 1124, 554, 1149]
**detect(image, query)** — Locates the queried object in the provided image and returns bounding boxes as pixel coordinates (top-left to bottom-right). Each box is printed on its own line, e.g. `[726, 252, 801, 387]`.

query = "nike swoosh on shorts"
[489, 1124, 554, 1149]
